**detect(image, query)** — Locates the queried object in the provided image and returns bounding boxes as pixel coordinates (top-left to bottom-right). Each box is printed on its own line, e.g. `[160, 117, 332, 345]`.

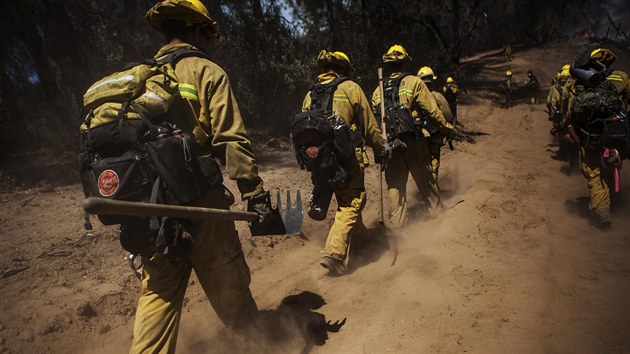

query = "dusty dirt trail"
[1, 41, 629, 353]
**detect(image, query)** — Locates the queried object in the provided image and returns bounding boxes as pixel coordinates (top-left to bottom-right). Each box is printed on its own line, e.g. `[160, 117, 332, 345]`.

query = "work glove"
[374, 153, 387, 172]
[247, 190, 273, 226]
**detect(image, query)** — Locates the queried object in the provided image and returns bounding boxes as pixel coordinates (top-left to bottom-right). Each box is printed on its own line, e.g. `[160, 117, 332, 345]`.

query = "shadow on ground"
[188, 291, 346, 354]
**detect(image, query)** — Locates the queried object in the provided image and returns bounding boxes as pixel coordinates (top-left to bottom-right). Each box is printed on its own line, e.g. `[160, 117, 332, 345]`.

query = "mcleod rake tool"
[83, 188, 303, 236]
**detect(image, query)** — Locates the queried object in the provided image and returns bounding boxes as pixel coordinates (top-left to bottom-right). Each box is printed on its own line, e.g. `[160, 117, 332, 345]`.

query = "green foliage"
[0, 0, 620, 157]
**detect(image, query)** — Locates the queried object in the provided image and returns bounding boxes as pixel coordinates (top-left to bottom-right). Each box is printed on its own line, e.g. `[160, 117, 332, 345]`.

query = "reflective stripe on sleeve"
[607, 75, 623, 82]
[178, 83, 199, 101]
[399, 88, 414, 97]
[333, 93, 349, 102]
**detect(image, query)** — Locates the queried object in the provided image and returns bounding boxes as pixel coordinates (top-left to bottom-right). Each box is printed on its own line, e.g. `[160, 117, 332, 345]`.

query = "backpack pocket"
[145, 133, 209, 205]
[81, 150, 154, 225]
[385, 105, 417, 140]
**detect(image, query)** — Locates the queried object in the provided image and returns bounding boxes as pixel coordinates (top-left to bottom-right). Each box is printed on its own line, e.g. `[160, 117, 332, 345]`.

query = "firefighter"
[567, 47, 629, 229]
[372, 45, 453, 228]
[547, 64, 571, 122]
[501, 70, 513, 108]
[418, 66, 454, 182]
[524, 70, 540, 104]
[132, 0, 274, 351]
[590, 48, 630, 106]
[301, 50, 384, 275]
[503, 43, 512, 62]
[442, 76, 459, 124]
[547, 64, 576, 164]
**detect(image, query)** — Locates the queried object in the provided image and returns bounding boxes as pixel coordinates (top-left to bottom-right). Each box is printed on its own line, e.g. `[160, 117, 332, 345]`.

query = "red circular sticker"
[306, 146, 319, 158]
[98, 170, 119, 197]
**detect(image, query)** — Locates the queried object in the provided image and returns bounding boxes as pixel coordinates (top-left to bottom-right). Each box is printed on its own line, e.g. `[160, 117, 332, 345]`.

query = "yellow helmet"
[382, 45, 412, 63]
[446, 77, 454, 83]
[417, 66, 437, 82]
[146, 0, 218, 34]
[557, 64, 571, 78]
[317, 50, 354, 75]
[506, 70, 512, 77]
[590, 48, 616, 67]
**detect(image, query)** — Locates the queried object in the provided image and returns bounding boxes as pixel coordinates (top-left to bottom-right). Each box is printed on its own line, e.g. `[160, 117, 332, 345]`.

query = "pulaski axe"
[82, 188, 303, 236]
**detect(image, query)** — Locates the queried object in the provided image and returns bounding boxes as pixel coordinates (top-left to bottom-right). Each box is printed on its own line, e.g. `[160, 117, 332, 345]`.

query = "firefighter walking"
[300, 50, 384, 275]
[372, 45, 453, 228]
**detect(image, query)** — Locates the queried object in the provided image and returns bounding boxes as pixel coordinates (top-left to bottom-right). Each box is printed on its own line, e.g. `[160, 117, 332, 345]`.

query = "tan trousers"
[386, 137, 441, 228]
[579, 147, 611, 218]
[321, 163, 366, 263]
[130, 186, 257, 354]
[428, 141, 442, 182]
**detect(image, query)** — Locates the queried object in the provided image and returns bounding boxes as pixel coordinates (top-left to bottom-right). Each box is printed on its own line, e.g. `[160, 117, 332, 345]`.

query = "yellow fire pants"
[321, 162, 366, 263]
[130, 186, 257, 354]
[428, 141, 442, 182]
[579, 147, 611, 219]
[385, 137, 441, 228]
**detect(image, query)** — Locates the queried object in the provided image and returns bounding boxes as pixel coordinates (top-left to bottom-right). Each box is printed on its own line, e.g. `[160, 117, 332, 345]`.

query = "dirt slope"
[1, 40, 629, 353]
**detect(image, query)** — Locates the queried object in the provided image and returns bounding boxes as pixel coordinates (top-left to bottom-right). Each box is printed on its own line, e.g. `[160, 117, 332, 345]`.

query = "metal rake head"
[277, 187, 304, 235]
[249, 187, 303, 236]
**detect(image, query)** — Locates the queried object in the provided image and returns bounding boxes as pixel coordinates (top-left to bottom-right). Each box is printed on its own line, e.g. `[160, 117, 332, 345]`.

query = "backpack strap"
[384, 73, 410, 105]
[155, 48, 212, 67]
[310, 76, 349, 113]
[126, 48, 212, 136]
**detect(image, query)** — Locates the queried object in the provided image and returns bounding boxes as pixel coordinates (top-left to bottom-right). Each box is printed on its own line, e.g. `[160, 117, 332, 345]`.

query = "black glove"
[374, 151, 384, 165]
[247, 190, 273, 226]
[374, 153, 387, 172]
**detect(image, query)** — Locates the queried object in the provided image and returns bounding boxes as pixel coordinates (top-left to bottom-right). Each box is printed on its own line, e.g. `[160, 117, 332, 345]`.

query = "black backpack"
[572, 79, 629, 157]
[572, 80, 624, 124]
[290, 77, 361, 186]
[78, 49, 221, 256]
[381, 74, 418, 141]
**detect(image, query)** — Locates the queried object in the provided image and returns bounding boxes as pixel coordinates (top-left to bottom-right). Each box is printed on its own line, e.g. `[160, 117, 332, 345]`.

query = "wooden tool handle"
[82, 197, 258, 222]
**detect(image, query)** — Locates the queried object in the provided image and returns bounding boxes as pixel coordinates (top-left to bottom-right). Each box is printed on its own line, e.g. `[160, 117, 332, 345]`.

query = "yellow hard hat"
[417, 66, 437, 82]
[506, 70, 512, 77]
[382, 45, 412, 63]
[557, 64, 571, 78]
[146, 0, 218, 34]
[590, 48, 616, 67]
[317, 50, 354, 75]
[446, 77, 454, 83]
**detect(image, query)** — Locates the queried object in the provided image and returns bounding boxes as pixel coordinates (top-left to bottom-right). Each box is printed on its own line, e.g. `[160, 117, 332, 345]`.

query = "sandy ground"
[1, 40, 629, 353]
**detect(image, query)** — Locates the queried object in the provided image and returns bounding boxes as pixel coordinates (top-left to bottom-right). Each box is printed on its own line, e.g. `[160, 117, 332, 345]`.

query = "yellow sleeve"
[411, 77, 453, 136]
[564, 79, 577, 120]
[350, 83, 384, 157]
[431, 91, 453, 123]
[371, 87, 381, 110]
[302, 91, 311, 112]
[204, 67, 264, 199]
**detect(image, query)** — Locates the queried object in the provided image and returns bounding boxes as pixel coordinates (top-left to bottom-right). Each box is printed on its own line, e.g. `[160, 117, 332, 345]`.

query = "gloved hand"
[374, 154, 387, 172]
[374, 151, 384, 165]
[442, 125, 455, 139]
[247, 190, 273, 226]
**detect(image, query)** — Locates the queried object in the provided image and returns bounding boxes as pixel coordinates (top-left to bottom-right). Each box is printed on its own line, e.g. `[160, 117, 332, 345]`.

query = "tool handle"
[377, 68, 389, 150]
[377, 68, 387, 225]
[82, 197, 259, 221]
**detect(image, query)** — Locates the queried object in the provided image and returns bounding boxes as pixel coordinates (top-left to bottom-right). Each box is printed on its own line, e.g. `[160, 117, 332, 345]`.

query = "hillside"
[0, 39, 629, 353]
